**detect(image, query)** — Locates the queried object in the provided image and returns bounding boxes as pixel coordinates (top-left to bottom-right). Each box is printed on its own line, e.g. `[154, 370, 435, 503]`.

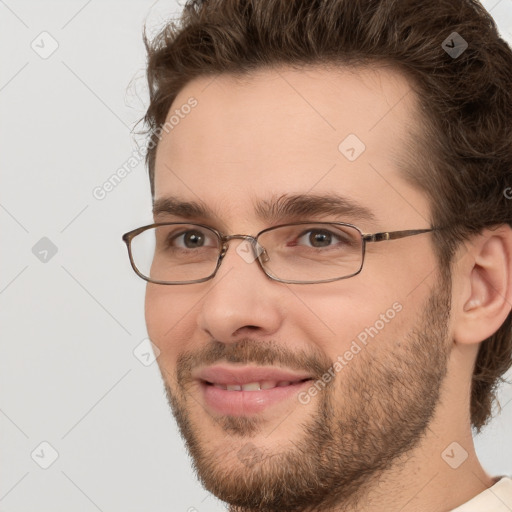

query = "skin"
[144, 65, 512, 511]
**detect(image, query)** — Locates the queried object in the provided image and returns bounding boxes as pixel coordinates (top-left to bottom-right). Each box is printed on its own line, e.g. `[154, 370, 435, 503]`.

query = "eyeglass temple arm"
[362, 228, 434, 243]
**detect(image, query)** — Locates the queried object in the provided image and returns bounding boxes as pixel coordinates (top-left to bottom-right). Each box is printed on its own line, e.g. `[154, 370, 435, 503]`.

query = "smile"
[206, 379, 310, 391]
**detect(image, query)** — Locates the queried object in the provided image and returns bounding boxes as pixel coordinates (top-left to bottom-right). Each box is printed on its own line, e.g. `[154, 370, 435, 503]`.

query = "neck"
[339, 423, 493, 512]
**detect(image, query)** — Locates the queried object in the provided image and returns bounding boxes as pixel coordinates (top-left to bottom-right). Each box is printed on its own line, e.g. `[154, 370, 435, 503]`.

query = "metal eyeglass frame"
[122, 221, 435, 285]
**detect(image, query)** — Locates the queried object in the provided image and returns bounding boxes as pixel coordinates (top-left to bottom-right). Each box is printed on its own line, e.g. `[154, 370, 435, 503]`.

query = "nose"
[196, 238, 283, 342]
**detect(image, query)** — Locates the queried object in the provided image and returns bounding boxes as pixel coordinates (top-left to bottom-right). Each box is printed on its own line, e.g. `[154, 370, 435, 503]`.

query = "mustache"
[176, 338, 333, 384]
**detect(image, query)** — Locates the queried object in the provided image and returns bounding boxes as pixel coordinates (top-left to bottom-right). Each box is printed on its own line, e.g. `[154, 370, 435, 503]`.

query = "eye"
[296, 229, 344, 248]
[168, 229, 217, 249]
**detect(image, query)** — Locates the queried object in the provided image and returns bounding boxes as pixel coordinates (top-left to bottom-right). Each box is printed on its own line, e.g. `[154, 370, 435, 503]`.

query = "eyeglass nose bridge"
[219, 234, 270, 263]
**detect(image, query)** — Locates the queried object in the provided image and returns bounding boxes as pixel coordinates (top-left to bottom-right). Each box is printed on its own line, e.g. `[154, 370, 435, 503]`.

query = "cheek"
[288, 273, 423, 358]
[144, 284, 199, 365]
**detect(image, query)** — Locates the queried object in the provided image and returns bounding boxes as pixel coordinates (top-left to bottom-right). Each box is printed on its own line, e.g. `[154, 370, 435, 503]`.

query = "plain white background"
[1, 1, 511, 511]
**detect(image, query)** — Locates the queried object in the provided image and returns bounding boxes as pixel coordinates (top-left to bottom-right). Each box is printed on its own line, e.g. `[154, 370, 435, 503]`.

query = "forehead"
[153, 64, 429, 230]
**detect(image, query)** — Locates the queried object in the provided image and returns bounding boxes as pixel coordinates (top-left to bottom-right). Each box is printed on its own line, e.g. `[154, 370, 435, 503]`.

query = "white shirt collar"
[450, 477, 512, 511]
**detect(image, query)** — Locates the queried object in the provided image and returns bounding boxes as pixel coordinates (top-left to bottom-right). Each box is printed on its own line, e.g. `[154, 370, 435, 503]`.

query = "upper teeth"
[213, 380, 295, 391]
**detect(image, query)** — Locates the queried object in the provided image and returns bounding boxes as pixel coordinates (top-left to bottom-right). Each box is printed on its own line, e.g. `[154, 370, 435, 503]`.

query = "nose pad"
[257, 244, 270, 263]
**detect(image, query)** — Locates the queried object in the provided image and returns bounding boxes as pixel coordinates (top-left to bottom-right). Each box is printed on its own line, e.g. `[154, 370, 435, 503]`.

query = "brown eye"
[166, 228, 216, 250]
[181, 230, 205, 248]
[308, 231, 332, 247]
[296, 229, 341, 248]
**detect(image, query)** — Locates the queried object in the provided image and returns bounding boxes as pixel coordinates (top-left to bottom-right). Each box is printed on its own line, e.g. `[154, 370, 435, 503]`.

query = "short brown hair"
[142, 0, 512, 431]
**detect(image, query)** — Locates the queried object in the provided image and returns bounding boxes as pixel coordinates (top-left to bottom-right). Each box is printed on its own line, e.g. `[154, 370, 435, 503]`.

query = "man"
[122, 0, 512, 510]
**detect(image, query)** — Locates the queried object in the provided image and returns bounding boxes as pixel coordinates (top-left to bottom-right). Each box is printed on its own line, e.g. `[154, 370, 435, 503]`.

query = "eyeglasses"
[122, 222, 434, 285]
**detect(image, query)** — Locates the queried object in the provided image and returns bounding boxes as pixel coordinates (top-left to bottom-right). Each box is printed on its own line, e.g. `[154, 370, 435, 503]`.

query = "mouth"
[204, 378, 311, 391]
[194, 365, 315, 416]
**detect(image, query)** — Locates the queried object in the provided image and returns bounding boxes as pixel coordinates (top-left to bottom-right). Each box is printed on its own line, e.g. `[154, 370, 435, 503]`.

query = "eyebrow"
[153, 196, 221, 222]
[152, 193, 376, 226]
[254, 193, 376, 224]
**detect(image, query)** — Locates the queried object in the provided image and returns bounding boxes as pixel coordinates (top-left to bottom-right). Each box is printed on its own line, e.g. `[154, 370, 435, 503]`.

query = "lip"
[194, 365, 314, 416]
[194, 364, 314, 386]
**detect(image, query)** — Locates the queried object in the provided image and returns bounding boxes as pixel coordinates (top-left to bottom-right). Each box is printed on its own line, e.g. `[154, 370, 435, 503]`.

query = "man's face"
[145, 66, 453, 510]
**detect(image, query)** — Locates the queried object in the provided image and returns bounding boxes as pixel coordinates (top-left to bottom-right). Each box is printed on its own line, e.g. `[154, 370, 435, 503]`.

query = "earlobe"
[454, 226, 512, 345]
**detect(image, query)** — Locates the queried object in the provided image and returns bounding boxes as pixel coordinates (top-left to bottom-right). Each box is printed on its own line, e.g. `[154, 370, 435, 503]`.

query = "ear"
[452, 225, 512, 345]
